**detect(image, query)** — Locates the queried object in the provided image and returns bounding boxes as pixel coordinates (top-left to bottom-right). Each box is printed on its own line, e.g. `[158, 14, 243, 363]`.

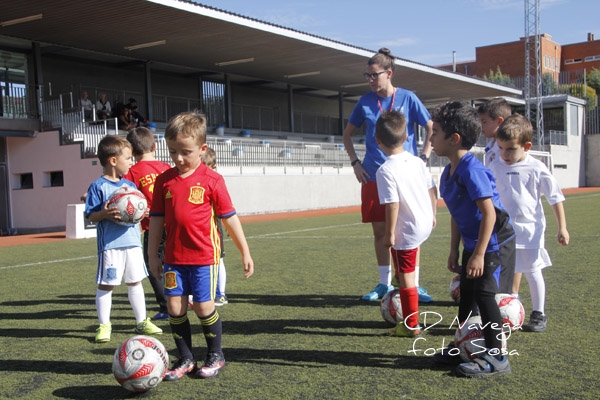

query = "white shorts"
[515, 248, 552, 274]
[96, 247, 147, 285]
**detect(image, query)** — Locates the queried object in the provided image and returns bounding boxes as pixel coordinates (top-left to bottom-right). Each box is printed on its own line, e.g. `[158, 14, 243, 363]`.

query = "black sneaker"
[433, 341, 462, 365]
[524, 311, 547, 332]
[196, 351, 225, 378]
[456, 354, 511, 378]
[163, 357, 196, 381]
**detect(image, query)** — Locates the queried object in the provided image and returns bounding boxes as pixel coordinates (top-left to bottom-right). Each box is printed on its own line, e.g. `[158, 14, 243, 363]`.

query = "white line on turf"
[1, 193, 593, 270]
[0, 256, 95, 270]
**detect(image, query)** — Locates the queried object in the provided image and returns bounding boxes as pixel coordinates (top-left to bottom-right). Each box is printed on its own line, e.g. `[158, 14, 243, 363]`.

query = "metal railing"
[547, 130, 567, 145]
[154, 135, 358, 174]
[1, 84, 39, 119]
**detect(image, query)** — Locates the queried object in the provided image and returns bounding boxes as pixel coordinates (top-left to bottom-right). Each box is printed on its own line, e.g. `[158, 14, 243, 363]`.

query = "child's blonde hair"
[165, 111, 207, 146]
[497, 113, 533, 145]
[202, 147, 217, 169]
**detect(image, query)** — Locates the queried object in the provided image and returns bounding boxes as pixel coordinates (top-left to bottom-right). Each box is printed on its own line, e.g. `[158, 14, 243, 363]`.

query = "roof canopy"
[0, 0, 521, 103]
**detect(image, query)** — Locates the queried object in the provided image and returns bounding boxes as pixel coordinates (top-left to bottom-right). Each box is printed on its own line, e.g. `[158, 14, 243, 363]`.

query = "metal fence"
[1, 84, 38, 119]
[154, 135, 357, 173]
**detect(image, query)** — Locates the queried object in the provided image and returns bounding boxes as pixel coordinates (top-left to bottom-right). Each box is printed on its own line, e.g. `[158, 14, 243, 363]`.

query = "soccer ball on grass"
[380, 289, 402, 327]
[496, 293, 525, 332]
[112, 335, 169, 392]
[454, 315, 507, 362]
[449, 274, 460, 304]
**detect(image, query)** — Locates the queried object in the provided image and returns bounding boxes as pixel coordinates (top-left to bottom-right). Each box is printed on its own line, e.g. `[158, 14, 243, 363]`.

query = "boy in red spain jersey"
[148, 111, 254, 380]
[123, 127, 171, 320]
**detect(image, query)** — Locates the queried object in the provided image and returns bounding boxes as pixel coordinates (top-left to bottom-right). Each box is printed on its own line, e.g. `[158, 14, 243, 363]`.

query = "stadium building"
[0, 0, 587, 235]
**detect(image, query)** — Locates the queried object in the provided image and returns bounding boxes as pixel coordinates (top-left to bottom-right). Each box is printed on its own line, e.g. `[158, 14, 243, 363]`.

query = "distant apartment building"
[437, 33, 600, 83]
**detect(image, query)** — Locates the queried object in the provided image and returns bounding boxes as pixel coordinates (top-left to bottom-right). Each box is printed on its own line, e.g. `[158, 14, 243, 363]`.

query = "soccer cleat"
[432, 342, 462, 365]
[152, 311, 169, 321]
[188, 295, 194, 309]
[361, 283, 394, 301]
[524, 311, 547, 332]
[196, 351, 225, 378]
[389, 323, 422, 338]
[135, 317, 163, 335]
[215, 295, 229, 306]
[163, 357, 197, 381]
[456, 354, 511, 378]
[418, 286, 434, 303]
[94, 323, 111, 343]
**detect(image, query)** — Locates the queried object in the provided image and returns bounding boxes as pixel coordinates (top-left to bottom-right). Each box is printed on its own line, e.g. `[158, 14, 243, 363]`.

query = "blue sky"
[197, 0, 600, 66]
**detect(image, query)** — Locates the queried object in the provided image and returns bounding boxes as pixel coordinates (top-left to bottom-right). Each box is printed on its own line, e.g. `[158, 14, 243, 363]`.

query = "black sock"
[199, 309, 222, 354]
[169, 313, 194, 361]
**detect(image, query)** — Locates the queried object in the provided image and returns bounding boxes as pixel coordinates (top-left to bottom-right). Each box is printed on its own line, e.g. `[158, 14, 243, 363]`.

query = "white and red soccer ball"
[112, 335, 169, 392]
[380, 289, 403, 327]
[108, 186, 147, 225]
[454, 315, 507, 362]
[496, 293, 525, 332]
[449, 274, 461, 304]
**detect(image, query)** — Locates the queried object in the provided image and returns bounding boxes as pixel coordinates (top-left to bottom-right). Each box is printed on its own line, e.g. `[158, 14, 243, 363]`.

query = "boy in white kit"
[374, 110, 437, 337]
[478, 98, 512, 166]
[489, 114, 569, 332]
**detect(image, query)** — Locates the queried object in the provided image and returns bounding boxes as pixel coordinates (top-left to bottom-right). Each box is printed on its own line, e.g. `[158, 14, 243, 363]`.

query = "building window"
[584, 54, 600, 62]
[565, 58, 582, 65]
[16, 173, 33, 189]
[43, 170, 64, 187]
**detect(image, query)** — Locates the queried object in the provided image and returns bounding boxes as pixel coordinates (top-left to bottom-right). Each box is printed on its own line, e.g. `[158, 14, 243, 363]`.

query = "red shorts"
[361, 181, 386, 223]
[391, 247, 418, 275]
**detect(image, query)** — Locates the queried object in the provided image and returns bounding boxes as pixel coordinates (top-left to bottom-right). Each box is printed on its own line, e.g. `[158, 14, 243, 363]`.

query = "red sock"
[400, 287, 419, 328]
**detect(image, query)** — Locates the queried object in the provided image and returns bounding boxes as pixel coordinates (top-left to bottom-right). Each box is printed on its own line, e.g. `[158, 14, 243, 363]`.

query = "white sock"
[217, 258, 227, 296]
[414, 266, 420, 288]
[128, 283, 147, 323]
[379, 265, 392, 286]
[525, 270, 545, 314]
[96, 289, 112, 325]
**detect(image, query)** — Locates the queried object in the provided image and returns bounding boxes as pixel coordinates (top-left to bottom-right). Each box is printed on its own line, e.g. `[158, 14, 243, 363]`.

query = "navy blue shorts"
[163, 263, 218, 303]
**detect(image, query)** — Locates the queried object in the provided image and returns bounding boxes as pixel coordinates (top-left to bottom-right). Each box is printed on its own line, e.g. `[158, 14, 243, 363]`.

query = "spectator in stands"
[115, 103, 136, 131]
[128, 98, 147, 126]
[80, 91, 94, 120]
[96, 93, 112, 120]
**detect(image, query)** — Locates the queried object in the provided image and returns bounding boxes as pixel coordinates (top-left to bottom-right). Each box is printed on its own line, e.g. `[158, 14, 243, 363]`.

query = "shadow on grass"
[1, 293, 138, 308]
[223, 318, 391, 336]
[229, 293, 381, 308]
[53, 384, 143, 399]
[221, 347, 446, 372]
[0, 349, 439, 375]
[0, 321, 164, 341]
[0, 359, 113, 375]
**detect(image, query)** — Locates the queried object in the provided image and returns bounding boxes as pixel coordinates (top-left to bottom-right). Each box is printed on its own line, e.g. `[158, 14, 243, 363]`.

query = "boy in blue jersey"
[429, 101, 515, 378]
[84, 135, 162, 343]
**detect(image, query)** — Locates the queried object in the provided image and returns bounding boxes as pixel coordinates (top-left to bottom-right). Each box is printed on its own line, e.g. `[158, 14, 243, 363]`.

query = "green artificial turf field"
[1, 191, 599, 399]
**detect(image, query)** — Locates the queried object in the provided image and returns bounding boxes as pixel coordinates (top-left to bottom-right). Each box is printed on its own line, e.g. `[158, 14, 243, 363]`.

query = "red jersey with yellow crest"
[123, 160, 171, 231]
[150, 163, 235, 266]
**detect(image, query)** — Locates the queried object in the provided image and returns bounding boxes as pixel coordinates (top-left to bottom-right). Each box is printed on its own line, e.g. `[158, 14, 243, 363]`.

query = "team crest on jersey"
[188, 186, 205, 204]
[106, 267, 117, 281]
[164, 271, 177, 290]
